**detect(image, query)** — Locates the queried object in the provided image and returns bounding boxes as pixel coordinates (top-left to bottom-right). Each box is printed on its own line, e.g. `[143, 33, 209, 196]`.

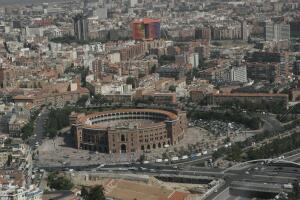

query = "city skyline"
[0, 0, 299, 200]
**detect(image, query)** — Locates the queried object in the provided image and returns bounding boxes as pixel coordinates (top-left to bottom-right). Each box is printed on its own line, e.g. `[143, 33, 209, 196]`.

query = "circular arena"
[70, 109, 187, 154]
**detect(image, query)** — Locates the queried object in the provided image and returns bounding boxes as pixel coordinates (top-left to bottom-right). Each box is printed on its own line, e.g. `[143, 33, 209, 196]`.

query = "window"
[121, 135, 125, 142]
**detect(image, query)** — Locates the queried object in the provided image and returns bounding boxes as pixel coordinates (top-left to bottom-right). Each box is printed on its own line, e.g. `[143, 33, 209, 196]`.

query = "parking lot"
[189, 119, 250, 136]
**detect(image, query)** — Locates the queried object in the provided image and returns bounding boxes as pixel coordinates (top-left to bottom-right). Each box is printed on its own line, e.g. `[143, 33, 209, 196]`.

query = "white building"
[0, 185, 42, 200]
[108, 52, 121, 64]
[129, 0, 138, 7]
[188, 53, 199, 68]
[230, 65, 247, 83]
[25, 26, 44, 37]
[92, 82, 133, 95]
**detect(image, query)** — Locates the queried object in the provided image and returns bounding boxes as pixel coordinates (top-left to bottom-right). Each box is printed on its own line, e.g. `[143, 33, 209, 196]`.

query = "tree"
[198, 58, 205, 69]
[76, 95, 89, 107]
[47, 172, 74, 190]
[81, 186, 105, 200]
[169, 85, 177, 92]
[4, 138, 12, 145]
[87, 186, 105, 200]
[21, 121, 34, 140]
[126, 76, 137, 89]
[292, 181, 300, 200]
[162, 152, 168, 160]
[6, 154, 12, 166]
[64, 66, 89, 86]
[150, 64, 157, 73]
[48, 128, 57, 139]
[45, 106, 73, 138]
[138, 154, 146, 163]
[224, 137, 231, 144]
[81, 186, 89, 200]
[91, 94, 106, 105]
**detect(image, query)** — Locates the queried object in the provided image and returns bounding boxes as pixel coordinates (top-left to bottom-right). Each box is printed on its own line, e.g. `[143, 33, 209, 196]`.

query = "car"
[195, 152, 202, 157]
[171, 156, 179, 161]
[181, 155, 188, 160]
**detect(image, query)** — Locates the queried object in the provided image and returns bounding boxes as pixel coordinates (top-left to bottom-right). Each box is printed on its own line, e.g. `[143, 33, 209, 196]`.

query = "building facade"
[265, 22, 290, 41]
[209, 93, 288, 108]
[132, 18, 161, 40]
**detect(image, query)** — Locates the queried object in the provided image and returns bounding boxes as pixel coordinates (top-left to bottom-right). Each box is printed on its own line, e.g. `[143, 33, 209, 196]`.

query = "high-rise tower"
[73, 14, 89, 41]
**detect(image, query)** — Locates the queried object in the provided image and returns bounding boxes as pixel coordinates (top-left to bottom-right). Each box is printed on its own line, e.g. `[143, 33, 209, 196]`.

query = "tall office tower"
[132, 18, 161, 40]
[73, 14, 89, 41]
[265, 22, 290, 41]
[241, 20, 248, 41]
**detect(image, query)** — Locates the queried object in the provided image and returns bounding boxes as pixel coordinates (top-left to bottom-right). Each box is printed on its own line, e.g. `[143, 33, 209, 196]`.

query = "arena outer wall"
[70, 108, 187, 154]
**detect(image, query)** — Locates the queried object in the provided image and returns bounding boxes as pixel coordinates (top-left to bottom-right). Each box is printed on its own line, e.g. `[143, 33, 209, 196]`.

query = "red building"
[132, 18, 161, 40]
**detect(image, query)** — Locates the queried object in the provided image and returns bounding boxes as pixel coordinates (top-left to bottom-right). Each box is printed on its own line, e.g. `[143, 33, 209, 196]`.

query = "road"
[56, 159, 300, 200]
[261, 116, 282, 132]
[36, 148, 300, 200]
[28, 107, 49, 148]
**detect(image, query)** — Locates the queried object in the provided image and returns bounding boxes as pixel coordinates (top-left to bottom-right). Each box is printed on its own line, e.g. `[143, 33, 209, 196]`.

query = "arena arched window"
[121, 134, 126, 142]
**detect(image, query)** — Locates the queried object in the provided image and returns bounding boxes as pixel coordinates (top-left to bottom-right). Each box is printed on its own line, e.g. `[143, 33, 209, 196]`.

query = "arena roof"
[76, 109, 178, 129]
[83, 108, 177, 121]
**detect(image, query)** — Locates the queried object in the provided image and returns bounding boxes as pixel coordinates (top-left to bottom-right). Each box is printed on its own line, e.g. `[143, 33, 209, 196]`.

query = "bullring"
[70, 108, 187, 154]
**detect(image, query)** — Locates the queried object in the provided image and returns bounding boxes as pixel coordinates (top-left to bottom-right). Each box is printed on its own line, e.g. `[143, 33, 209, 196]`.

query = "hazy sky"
[0, 0, 63, 5]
